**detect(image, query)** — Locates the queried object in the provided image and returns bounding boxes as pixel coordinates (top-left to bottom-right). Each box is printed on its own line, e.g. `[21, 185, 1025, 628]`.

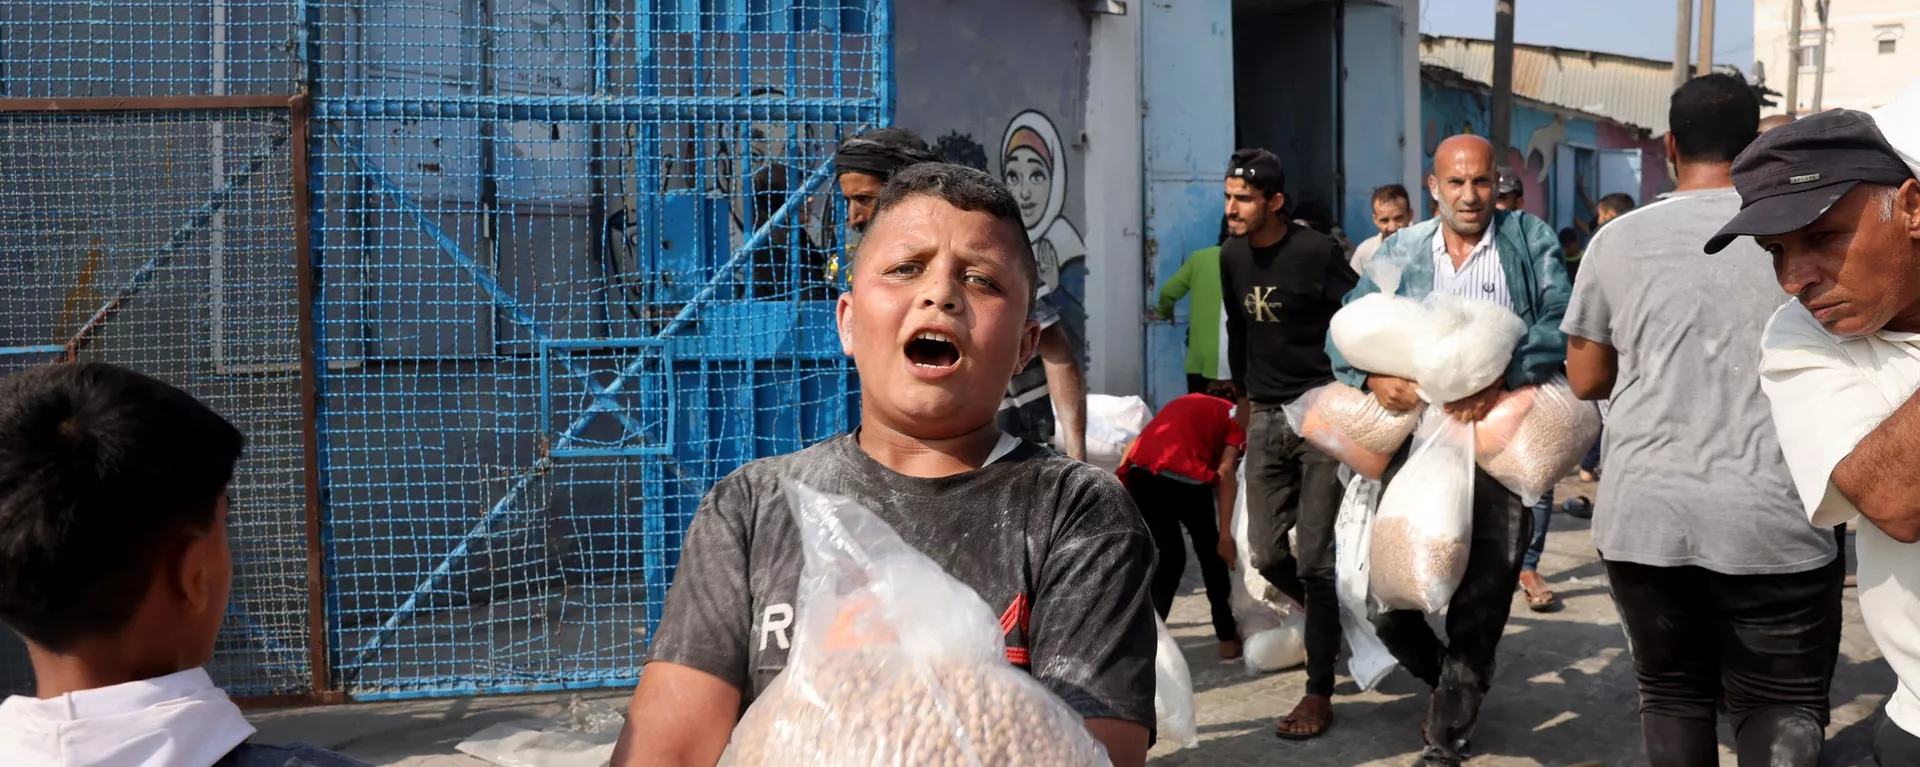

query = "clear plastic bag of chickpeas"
[720, 481, 1110, 767]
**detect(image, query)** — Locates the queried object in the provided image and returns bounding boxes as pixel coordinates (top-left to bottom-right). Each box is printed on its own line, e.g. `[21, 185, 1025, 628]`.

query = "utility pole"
[1490, 0, 1516, 154]
[1786, 0, 1803, 116]
[1697, 0, 1717, 75]
[1811, 0, 1830, 113]
[1672, 0, 1694, 90]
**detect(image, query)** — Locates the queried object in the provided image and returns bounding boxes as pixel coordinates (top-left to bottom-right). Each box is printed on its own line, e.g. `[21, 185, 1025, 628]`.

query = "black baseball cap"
[1706, 109, 1916, 254]
[1228, 148, 1285, 194]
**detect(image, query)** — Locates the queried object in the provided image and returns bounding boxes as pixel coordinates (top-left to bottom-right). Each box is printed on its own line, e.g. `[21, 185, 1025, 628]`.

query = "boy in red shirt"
[1119, 381, 1245, 659]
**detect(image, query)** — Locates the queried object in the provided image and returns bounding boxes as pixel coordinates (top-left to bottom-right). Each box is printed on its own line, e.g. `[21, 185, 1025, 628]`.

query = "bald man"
[1326, 134, 1572, 767]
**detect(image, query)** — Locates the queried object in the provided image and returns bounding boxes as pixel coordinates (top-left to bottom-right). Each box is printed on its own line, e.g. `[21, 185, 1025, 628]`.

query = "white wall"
[1085, 9, 1145, 396]
[1756, 0, 1920, 115]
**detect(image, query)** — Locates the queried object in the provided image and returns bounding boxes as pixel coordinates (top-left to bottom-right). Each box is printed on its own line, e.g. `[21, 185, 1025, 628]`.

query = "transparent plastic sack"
[1332, 475, 1397, 691]
[1370, 408, 1476, 613]
[721, 481, 1109, 767]
[1283, 382, 1420, 480]
[1329, 293, 1432, 381]
[1227, 465, 1308, 673]
[1153, 615, 1197, 750]
[1412, 293, 1528, 404]
[1475, 376, 1602, 506]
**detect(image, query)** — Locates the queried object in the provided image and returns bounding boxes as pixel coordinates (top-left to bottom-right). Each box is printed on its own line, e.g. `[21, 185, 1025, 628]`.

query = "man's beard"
[1229, 210, 1264, 236]
[1437, 203, 1488, 236]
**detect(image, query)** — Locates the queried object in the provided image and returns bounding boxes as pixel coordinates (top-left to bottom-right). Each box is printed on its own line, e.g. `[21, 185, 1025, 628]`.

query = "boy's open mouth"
[904, 331, 961, 369]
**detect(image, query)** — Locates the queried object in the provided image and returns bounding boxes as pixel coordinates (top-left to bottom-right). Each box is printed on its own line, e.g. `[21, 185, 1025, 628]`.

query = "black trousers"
[1369, 438, 1532, 762]
[1124, 468, 1239, 641]
[1244, 404, 1345, 697]
[1606, 558, 1844, 767]
[1877, 717, 1920, 766]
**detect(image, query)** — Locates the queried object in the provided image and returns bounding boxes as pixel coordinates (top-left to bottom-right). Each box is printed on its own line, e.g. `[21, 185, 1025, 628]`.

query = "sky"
[1418, 0, 1758, 76]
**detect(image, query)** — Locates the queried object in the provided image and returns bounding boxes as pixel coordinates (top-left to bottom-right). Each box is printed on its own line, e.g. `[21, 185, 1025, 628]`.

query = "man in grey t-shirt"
[1561, 74, 1840, 767]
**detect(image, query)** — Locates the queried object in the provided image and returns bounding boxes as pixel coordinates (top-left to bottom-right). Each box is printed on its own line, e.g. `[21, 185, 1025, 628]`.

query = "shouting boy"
[0, 363, 367, 767]
[612, 163, 1158, 766]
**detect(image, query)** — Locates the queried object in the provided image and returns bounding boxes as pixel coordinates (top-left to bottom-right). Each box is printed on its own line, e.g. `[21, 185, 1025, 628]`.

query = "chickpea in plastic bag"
[1283, 382, 1420, 480]
[721, 481, 1110, 767]
[1475, 376, 1602, 506]
[1369, 408, 1475, 613]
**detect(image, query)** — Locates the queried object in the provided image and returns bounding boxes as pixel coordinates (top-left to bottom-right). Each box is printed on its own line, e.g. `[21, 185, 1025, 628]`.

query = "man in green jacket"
[1150, 219, 1231, 393]
[1325, 134, 1570, 767]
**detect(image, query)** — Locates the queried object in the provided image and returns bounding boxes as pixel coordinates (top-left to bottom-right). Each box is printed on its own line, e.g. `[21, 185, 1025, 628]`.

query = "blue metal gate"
[0, 0, 889, 702]
[306, 0, 888, 699]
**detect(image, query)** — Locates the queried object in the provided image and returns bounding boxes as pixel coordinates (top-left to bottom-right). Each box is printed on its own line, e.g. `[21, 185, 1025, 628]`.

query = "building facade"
[894, 0, 1424, 407]
[1755, 0, 1920, 115]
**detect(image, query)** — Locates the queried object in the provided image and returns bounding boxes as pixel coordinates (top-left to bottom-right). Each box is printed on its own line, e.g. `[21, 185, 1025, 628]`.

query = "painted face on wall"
[1000, 112, 1066, 242]
[1004, 145, 1051, 231]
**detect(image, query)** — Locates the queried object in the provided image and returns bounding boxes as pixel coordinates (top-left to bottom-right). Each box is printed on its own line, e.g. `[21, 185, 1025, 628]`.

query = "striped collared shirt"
[1430, 219, 1511, 310]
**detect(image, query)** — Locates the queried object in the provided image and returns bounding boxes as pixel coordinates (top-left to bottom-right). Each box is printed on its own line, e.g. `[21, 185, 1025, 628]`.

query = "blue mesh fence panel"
[0, 0, 299, 98]
[306, 0, 885, 698]
[0, 0, 887, 701]
[0, 108, 310, 697]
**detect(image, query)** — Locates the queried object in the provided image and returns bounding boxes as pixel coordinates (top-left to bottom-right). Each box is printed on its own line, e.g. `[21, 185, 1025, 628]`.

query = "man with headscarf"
[833, 128, 1089, 461]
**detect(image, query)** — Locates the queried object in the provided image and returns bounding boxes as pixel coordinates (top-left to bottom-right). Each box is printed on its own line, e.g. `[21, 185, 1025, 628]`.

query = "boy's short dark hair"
[1371, 184, 1410, 207]
[1670, 73, 1761, 164]
[1598, 192, 1638, 218]
[1559, 227, 1581, 246]
[859, 162, 1040, 304]
[0, 363, 244, 650]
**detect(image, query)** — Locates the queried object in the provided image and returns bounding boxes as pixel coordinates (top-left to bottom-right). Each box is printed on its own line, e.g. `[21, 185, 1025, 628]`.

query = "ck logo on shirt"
[1245, 286, 1282, 322]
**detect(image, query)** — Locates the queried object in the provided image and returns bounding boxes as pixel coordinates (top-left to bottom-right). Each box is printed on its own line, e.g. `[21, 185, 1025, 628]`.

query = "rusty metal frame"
[0, 91, 342, 705]
[287, 92, 334, 704]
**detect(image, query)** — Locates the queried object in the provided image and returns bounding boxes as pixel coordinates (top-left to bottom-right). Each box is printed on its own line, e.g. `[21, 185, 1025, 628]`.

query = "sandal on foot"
[1519, 570, 1558, 612]
[1274, 695, 1332, 741]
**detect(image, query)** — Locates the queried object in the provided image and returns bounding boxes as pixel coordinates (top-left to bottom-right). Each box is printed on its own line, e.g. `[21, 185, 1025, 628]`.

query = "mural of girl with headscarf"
[1000, 110, 1085, 300]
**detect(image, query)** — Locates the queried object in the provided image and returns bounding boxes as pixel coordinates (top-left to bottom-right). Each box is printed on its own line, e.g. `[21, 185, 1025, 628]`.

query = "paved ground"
[250, 478, 1896, 767]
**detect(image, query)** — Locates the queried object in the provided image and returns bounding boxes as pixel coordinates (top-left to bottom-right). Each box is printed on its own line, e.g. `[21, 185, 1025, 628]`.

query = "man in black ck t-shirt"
[611, 163, 1157, 767]
[1218, 148, 1358, 741]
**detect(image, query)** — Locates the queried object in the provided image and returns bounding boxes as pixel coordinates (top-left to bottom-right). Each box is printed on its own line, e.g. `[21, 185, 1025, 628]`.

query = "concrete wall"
[1084, 9, 1145, 397]
[1756, 0, 1919, 116]
[894, 0, 1095, 365]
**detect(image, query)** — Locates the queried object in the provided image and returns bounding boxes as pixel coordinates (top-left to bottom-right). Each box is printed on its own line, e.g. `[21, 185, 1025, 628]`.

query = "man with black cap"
[1728, 88, 1920, 765]
[1563, 73, 1841, 767]
[1217, 147, 1356, 741]
[833, 128, 1090, 461]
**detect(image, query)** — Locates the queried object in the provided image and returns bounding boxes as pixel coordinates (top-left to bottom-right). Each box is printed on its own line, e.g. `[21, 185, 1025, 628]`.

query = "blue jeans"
[1521, 489, 1553, 572]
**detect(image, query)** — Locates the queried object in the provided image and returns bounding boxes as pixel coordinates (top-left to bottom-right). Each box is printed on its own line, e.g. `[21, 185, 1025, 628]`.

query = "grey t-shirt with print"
[1560, 187, 1836, 574]
[646, 433, 1159, 727]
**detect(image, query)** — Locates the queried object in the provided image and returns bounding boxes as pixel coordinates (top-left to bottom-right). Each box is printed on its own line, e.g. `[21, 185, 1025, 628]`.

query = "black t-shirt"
[1220, 225, 1358, 404]
[646, 433, 1158, 727]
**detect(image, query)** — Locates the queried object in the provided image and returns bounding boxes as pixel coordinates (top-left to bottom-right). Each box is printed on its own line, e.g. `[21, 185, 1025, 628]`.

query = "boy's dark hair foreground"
[861, 162, 1041, 302]
[0, 363, 243, 650]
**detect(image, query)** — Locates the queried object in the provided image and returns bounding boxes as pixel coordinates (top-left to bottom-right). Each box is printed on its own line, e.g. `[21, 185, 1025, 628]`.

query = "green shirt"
[1158, 246, 1225, 379]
